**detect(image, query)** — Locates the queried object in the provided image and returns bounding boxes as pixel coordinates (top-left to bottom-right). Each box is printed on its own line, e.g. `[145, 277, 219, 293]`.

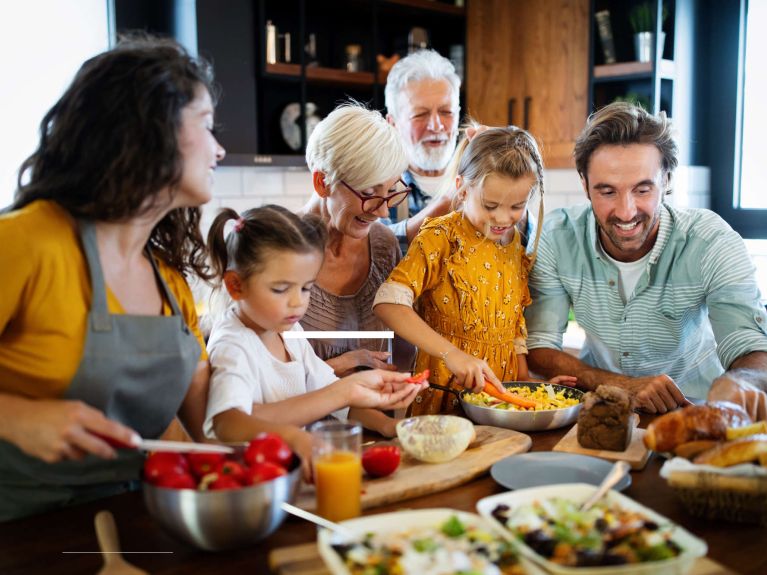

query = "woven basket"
[668, 470, 767, 525]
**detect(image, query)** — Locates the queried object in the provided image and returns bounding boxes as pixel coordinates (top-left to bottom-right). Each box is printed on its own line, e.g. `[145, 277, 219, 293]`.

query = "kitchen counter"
[0, 416, 764, 575]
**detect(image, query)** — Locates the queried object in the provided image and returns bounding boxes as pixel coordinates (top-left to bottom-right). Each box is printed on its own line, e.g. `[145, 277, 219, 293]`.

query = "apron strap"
[79, 222, 189, 334]
[145, 246, 190, 334]
[78, 220, 112, 332]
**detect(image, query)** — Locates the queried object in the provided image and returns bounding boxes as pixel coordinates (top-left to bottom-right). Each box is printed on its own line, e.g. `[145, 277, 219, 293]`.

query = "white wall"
[204, 165, 712, 232]
[0, 0, 109, 208]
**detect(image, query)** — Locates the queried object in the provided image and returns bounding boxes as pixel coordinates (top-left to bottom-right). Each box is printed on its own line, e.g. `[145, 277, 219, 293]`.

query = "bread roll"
[643, 402, 751, 452]
[673, 440, 720, 460]
[693, 434, 767, 467]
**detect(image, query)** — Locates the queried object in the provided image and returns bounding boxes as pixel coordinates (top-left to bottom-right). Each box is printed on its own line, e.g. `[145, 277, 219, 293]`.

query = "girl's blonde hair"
[305, 102, 408, 190]
[448, 125, 546, 263]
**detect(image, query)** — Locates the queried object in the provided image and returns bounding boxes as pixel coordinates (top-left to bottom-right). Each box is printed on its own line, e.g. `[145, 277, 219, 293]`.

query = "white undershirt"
[600, 243, 653, 304]
[411, 172, 448, 197]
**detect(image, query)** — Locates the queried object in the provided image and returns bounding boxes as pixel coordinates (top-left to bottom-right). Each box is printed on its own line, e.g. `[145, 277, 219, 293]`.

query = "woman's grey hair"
[384, 50, 461, 120]
[305, 102, 408, 190]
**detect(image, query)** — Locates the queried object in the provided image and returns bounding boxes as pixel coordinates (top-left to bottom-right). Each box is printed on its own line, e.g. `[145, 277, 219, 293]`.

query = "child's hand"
[284, 428, 314, 483]
[340, 369, 427, 410]
[444, 349, 502, 393]
[549, 375, 578, 387]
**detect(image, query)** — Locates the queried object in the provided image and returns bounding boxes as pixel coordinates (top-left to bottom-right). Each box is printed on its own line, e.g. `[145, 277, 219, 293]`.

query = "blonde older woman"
[299, 103, 415, 436]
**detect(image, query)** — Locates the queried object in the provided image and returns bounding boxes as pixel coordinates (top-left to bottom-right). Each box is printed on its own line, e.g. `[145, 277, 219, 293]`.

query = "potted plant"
[629, 2, 668, 62]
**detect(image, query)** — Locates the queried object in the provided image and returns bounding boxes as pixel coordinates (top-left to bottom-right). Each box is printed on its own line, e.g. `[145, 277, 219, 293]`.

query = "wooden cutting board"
[293, 425, 531, 513]
[552, 416, 651, 470]
[268, 542, 736, 575]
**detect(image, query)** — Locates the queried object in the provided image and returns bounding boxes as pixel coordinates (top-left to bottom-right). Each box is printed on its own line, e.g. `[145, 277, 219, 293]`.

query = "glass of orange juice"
[310, 420, 362, 522]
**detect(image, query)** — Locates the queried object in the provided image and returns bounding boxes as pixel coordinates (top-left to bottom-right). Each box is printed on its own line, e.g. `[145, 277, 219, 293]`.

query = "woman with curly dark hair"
[0, 34, 225, 520]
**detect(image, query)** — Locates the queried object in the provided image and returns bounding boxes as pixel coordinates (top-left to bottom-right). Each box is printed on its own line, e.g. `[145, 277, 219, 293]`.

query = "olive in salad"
[491, 498, 683, 567]
[331, 514, 523, 575]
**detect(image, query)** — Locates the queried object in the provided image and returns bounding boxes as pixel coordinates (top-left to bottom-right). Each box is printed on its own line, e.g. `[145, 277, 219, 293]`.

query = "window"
[738, 0, 767, 209]
[0, 0, 109, 208]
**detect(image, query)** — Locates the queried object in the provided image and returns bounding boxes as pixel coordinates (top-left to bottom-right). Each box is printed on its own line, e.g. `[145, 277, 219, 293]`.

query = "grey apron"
[0, 220, 200, 521]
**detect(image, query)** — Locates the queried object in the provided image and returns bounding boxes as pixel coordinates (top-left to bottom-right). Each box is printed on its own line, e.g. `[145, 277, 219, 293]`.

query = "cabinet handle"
[523, 97, 531, 130]
[507, 98, 516, 126]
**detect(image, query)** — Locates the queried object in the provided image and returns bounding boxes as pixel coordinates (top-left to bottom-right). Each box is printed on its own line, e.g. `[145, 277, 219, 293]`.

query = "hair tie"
[233, 217, 245, 232]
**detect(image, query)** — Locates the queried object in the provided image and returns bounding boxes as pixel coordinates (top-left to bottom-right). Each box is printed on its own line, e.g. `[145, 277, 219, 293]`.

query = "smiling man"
[384, 50, 460, 254]
[525, 102, 767, 414]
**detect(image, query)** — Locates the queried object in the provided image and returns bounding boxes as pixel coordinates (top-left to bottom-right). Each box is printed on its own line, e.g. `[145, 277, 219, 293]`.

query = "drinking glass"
[310, 420, 362, 521]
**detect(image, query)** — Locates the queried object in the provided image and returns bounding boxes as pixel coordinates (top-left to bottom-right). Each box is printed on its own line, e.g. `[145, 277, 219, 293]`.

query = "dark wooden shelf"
[265, 63, 376, 86]
[383, 0, 465, 16]
[593, 59, 675, 82]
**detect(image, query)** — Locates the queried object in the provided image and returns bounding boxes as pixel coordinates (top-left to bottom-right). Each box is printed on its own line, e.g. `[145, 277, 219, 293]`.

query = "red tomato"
[244, 461, 288, 485]
[405, 369, 430, 384]
[218, 460, 248, 483]
[143, 452, 189, 484]
[186, 453, 227, 478]
[244, 433, 293, 468]
[199, 472, 242, 490]
[153, 472, 197, 489]
[361, 445, 401, 478]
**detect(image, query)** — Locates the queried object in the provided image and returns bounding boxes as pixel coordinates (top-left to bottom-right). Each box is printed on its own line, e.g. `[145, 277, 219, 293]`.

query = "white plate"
[316, 508, 508, 575]
[491, 452, 632, 491]
[476, 483, 708, 575]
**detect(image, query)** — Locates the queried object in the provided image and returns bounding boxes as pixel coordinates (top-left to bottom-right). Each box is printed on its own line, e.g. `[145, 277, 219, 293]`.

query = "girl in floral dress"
[373, 126, 574, 415]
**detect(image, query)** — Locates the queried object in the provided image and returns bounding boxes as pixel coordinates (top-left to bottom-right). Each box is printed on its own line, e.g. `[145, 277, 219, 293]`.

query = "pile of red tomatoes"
[143, 433, 294, 490]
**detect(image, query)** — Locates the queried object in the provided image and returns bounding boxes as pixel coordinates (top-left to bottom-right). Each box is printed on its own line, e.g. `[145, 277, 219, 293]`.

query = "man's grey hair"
[384, 50, 461, 120]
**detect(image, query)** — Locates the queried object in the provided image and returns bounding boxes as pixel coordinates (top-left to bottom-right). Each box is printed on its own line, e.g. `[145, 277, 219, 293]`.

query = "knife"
[93, 432, 234, 454]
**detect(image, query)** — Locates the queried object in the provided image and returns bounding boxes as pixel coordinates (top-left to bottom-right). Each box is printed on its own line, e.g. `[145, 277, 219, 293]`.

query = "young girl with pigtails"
[202, 205, 425, 472]
[374, 126, 575, 416]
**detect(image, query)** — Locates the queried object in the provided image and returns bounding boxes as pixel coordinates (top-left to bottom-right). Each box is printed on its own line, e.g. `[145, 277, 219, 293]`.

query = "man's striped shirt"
[525, 202, 767, 399]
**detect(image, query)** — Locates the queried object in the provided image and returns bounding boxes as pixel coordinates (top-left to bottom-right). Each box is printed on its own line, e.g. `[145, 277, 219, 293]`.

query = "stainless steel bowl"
[142, 463, 301, 551]
[434, 381, 584, 432]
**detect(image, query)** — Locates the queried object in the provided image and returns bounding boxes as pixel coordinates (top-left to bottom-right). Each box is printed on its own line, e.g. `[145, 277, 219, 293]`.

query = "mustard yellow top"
[0, 200, 207, 399]
[384, 211, 531, 415]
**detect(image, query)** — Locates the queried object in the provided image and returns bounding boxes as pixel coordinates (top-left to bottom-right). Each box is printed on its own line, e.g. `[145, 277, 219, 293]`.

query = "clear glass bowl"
[396, 415, 475, 463]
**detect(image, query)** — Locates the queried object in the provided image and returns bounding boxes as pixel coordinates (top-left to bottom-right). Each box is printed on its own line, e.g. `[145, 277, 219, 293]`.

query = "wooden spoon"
[94, 511, 149, 575]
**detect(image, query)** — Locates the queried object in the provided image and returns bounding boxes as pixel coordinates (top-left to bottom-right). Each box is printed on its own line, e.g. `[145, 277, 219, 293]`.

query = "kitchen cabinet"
[115, 0, 466, 167]
[467, 0, 589, 169]
[196, 0, 466, 166]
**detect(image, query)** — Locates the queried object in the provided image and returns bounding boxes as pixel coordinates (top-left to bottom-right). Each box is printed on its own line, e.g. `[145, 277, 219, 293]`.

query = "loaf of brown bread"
[577, 385, 633, 451]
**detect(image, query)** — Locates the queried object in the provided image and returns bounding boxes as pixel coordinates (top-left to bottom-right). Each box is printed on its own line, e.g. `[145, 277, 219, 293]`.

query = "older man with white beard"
[384, 50, 461, 254]
[384, 50, 531, 255]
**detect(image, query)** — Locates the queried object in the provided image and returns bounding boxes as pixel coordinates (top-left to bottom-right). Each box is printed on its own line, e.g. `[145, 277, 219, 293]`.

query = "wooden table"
[0, 418, 764, 575]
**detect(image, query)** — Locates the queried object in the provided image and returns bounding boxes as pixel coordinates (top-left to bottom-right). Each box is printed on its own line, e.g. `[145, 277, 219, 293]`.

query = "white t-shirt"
[600, 245, 653, 304]
[584, 242, 654, 374]
[203, 307, 343, 439]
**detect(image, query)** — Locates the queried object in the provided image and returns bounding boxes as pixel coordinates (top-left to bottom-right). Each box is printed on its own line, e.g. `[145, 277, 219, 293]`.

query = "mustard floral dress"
[380, 211, 532, 416]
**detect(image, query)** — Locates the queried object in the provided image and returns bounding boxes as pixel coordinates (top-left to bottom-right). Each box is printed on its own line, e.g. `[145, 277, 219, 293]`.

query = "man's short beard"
[407, 132, 458, 173]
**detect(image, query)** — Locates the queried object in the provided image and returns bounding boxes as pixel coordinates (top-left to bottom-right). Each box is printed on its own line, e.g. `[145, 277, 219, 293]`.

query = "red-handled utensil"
[93, 432, 234, 454]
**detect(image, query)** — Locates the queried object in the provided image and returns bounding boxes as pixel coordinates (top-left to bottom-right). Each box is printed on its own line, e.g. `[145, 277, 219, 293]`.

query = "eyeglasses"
[340, 179, 411, 213]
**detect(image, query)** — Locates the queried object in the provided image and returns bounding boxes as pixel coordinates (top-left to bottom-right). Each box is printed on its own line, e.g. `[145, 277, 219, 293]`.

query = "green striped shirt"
[526, 202, 767, 399]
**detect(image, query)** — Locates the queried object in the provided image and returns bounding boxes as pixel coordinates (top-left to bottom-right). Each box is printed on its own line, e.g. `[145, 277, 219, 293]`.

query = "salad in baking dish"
[329, 514, 523, 575]
[491, 498, 683, 567]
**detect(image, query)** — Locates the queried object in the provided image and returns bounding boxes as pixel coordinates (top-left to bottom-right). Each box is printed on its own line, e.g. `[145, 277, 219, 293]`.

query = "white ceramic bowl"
[396, 415, 475, 463]
[317, 508, 515, 575]
[476, 483, 707, 575]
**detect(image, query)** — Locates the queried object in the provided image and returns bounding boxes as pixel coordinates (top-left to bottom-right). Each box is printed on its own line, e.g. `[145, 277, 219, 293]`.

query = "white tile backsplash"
[544, 169, 583, 194]
[283, 170, 313, 196]
[242, 169, 284, 197]
[211, 167, 242, 197]
[202, 165, 712, 237]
